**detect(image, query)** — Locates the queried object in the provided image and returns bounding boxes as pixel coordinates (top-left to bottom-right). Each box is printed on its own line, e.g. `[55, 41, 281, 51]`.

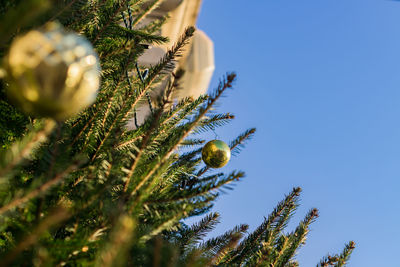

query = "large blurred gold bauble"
[4, 22, 100, 121]
[201, 140, 231, 168]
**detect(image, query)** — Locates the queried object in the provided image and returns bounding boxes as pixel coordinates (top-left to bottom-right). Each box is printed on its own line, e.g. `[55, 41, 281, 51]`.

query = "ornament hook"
[212, 128, 219, 140]
[135, 62, 153, 114]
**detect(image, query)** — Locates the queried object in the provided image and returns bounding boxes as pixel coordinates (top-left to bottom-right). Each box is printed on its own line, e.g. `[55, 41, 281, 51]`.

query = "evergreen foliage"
[0, 0, 355, 266]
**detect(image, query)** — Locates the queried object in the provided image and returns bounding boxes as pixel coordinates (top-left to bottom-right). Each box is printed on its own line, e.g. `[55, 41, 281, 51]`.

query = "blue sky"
[195, 0, 400, 266]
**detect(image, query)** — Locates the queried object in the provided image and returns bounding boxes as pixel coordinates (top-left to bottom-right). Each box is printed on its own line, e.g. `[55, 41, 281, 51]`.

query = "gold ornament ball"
[4, 22, 101, 121]
[201, 140, 231, 168]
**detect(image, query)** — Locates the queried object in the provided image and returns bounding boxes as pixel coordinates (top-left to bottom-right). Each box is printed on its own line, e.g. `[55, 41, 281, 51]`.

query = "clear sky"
[194, 0, 400, 266]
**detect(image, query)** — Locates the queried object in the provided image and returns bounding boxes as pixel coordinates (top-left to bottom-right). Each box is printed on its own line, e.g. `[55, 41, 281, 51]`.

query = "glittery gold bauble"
[201, 140, 231, 168]
[4, 22, 100, 121]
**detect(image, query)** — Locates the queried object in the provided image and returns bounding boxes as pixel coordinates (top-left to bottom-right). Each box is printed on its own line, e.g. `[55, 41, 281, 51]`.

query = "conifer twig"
[90, 28, 195, 161]
[116, 73, 182, 150]
[131, 0, 163, 28]
[93, 0, 128, 44]
[147, 171, 244, 204]
[275, 208, 319, 265]
[96, 215, 136, 267]
[122, 72, 177, 191]
[317, 241, 356, 267]
[130, 73, 236, 198]
[0, 119, 56, 178]
[100, 54, 137, 129]
[0, 162, 79, 215]
[207, 231, 243, 266]
[48, 0, 79, 22]
[120, 27, 195, 124]
[139, 213, 181, 243]
[123, 109, 162, 192]
[116, 97, 195, 150]
[225, 187, 301, 264]
[196, 128, 256, 177]
[179, 212, 220, 252]
[0, 207, 70, 266]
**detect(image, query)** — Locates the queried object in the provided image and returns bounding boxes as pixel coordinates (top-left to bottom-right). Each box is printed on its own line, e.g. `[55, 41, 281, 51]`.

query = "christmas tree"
[0, 0, 355, 266]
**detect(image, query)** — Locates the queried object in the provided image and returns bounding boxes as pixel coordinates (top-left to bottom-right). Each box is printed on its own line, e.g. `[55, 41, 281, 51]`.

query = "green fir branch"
[0, 161, 79, 215]
[129, 73, 236, 199]
[317, 241, 356, 267]
[120, 27, 196, 125]
[200, 224, 248, 265]
[275, 208, 319, 267]
[0, 119, 56, 178]
[131, 0, 163, 28]
[1, 206, 70, 266]
[95, 215, 136, 267]
[178, 212, 220, 252]
[225, 187, 302, 265]
[197, 127, 256, 177]
[192, 113, 235, 134]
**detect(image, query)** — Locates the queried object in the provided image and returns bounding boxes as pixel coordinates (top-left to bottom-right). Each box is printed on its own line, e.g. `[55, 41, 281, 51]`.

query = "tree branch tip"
[185, 26, 196, 36]
[293, 187, 302, 194]
[310, 208, 319, 218]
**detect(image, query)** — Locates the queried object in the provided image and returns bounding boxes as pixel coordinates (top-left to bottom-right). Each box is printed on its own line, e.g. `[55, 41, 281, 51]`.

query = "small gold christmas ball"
[201, 140, 231, 168]
[4, 22, 101, 121]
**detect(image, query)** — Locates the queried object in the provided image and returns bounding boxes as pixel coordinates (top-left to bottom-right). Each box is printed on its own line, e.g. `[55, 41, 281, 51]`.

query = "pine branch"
[230, 128, 256, 156]
[48, 0, 81, 22]
[93, 0, 128, 44]
[243, 191, 299, 267]
[0, 161, 80, 216]
[147, 171, 244, 204]
[74, 72, 138, 151]
[89, 28, 195, 162]
[115, 24, 168, 44]
[120, 27, 196, 125]
[0, 119, 56, 178]
[1, 207, 70, 266]
[96, 53, 139, 138]
[176, 147, 203, 165]
[334, 241, 356, 267]
[140, 15, 168, 34]
[275, 208, 319, 266]
[208, 233, 242, 267]
[116, 96, 198, 151]
[225, 187, 301, 265]
[123, 108, 163, 192]
[140, 213, 181, 243]
[178, 212, 220, 252]
[52, 0, 98, 31]
[192, 113, 235, 134]
[148, 96, 207, 149]
[129, 73, 236, 199]
[196, 127, 256, 177]
[285, 261, 300, 267]
[317, 241, 356, 267]
[201, 224, 249, 266]
[95, 215, 136, 267]
[131, 0, 163, 28]
[264, 235, 291, 267]
[179, 139, 205, 148]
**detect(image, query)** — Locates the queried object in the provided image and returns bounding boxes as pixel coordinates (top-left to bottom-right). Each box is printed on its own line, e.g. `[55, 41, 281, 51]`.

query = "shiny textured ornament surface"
[201, 140, 231, 168]
[4, 22, 100, 121]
